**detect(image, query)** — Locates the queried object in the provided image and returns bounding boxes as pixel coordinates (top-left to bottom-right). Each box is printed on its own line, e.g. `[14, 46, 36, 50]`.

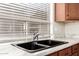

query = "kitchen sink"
[12, 40, 68, 53]
[12, 42, 48, 53]
[17, 42, 44, 50]
[37, 40, 68, 47]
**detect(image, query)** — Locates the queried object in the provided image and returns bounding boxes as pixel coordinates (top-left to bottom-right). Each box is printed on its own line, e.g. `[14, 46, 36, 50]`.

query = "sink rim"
[11, 39, 68, 53]
[11, 43, 50, 53]
[37, 40, 68, 44]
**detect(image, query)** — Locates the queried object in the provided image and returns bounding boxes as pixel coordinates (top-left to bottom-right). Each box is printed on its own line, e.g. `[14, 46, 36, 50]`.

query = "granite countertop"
[0, 38, 79, 56]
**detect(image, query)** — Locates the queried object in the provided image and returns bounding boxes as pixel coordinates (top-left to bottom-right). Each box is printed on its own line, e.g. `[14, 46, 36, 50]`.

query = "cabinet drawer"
[58, 47, 72, 56]
[47, 52, 58, 56]
[72, 44, 78, 54]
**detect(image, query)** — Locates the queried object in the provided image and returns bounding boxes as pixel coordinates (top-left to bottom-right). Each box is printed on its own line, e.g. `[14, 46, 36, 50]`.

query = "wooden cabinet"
[67, 4, 79, 20]
[71, 44, 79, 54]
[58, 47, 72, 56]
[55, 3, 66, 21]
[77, 44, 79, 56]
[55, 3, 79, 22]
[47, 43, 79, 56]
[72, 53, 78, 56]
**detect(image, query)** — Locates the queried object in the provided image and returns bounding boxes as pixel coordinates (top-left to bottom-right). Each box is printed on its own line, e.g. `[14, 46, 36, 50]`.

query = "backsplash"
[65, 21, 79, 38]
[53, 22, 65, 38]
[54, 21, 79, 39]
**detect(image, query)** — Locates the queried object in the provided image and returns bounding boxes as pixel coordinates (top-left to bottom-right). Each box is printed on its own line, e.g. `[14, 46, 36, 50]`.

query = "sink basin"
[12, 42, 47, 53]
[37, 40, 68, 47]
[12, 40, 68, 53]
[17, 42, 44, 50]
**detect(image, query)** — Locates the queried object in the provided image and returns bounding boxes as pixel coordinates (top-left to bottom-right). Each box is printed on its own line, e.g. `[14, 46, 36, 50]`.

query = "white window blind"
[26, 22, 50, 38]
[0, 19, 26, 37]
[0, 3, 50, 38]
[27, 22, 50, 34]
[0, 3, 48, 20]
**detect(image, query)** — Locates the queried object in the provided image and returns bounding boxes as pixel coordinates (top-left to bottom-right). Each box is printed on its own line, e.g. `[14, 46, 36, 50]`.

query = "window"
[26, 22, 50, 35]
[0, 3, 50, 39]
[0, 19, 26, 37]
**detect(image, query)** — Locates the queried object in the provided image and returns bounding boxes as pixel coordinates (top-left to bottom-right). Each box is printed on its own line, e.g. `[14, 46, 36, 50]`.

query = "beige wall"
[65, 21, 79, 38]
[53, 22, 65, 38]
[54, 21, 79, 39]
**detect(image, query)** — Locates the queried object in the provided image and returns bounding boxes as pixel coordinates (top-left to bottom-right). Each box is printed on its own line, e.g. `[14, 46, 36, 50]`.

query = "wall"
[53, 22, 65, 38]
[65, 21, 79, 39]
[53, 21, 79, 39]
[54, 21, 79, 39]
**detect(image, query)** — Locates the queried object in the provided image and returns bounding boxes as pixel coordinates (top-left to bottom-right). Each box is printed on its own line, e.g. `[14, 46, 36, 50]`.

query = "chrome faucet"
[33, 32, 39, 43]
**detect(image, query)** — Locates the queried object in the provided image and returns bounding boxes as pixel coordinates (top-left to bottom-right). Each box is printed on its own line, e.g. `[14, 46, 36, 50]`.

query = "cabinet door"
[66, 3, 79, 20]
[77, 44, 79, 56]
[72, 44, 78, 54]
[55, 3, 66, 21]
[58, 47, 72, 56]
[72, 53, 78, 56]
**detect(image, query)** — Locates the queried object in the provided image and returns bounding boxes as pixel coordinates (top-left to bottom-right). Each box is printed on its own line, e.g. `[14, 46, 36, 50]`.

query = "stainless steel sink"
[12, 40, 68, 53]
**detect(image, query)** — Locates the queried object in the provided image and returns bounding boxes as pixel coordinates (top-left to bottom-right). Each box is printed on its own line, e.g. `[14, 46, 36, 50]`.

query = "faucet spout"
[33, 32, 39, 43]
